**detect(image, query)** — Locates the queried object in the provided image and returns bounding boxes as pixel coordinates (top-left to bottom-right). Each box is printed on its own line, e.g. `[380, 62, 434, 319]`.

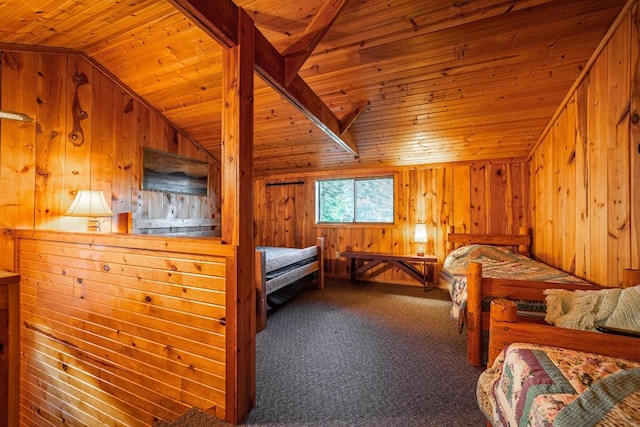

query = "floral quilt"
[477, 343, 640, 427]
[444, 245, 589, 326]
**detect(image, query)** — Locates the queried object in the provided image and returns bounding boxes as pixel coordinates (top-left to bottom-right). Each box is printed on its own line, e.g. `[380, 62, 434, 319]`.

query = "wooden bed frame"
[122, 213, 324, 333]
[255, 238, 324, 332]
[482, 272, 640, 427]
[445, 226, 606, 366]
[487, 276, 640, 367]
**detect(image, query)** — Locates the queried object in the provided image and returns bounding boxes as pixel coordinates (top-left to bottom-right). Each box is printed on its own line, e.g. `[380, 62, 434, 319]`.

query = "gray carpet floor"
[161, 278, 486, 426]
[246, 278, 486, 426]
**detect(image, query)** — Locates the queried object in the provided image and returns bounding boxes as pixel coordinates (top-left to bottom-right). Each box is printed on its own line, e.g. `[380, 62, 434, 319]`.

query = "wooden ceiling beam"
[168, 0, 359, 158]
[281, 0, 351, 86]
[340, 101, 369, 135]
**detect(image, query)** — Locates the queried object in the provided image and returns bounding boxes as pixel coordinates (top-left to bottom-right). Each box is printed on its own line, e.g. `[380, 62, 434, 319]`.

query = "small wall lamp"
[0, 109, 34, 123]
[65, 190, 114, 232]
[414, 223, 427, 256]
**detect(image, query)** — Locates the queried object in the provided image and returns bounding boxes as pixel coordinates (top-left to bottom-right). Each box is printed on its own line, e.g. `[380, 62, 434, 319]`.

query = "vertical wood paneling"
[631, 3, 640, 270]
[563, 98, 578, 273]
[11, 53, 37, 232]
[255, 159, 528, 286]
[35, 54, 66, 231]
[0, 50, 220, 265]
[91, 69, 116, 232]
[437, 167, 452, 260]
[489, 163, 507, 234]
[510, 161, 529, 231]
[607, 15, 632, 287]
[0, 52, 38, 270]
[113, 90, 135, 217]
[530, 6, 635, 286]
[64, 56, 94, 232]
[589, 42, 609, 285]
[470, 163, 487, 233]
[452, 164, 471, 233]
[574, 81, 590, 278]
[551, 116, 564, 268]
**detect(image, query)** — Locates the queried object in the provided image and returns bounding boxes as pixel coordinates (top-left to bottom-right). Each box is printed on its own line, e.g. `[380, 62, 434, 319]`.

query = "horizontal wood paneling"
[0, 50, 221, 272]
[530, 4, 638, 286]
[16, 231, 230, 426]
[254, 160, 529, 285]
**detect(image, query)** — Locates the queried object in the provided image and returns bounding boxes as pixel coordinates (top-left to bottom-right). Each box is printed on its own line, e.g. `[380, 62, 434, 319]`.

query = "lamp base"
[87, 217, 101, 232]
[416, 244, 425, 257]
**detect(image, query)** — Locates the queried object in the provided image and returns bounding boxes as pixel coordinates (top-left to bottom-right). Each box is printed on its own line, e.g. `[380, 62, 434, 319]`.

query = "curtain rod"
[265, 181, 305, 187]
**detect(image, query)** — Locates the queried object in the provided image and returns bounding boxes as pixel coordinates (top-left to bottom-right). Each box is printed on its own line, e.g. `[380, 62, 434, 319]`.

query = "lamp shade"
[414, 223, 427, 243]
[65, 190, 113, 232]
[65, 190, 114, 217]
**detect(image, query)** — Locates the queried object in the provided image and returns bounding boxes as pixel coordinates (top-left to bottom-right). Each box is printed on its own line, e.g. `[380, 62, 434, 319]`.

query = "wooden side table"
[341, 251, 437, 289]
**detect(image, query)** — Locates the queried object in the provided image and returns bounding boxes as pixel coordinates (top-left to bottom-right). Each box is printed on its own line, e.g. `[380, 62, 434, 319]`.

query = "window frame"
[315, 175, 396, 226]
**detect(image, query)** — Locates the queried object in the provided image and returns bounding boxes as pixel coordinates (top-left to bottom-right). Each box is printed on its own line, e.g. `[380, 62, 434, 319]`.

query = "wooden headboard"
[446, 226, 531, 257]
[121, 212, 221, 237]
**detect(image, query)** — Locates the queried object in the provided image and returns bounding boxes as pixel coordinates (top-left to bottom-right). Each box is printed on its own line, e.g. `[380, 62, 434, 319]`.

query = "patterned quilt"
[444, 245, 589, 326]
[477, 343, 640, 427]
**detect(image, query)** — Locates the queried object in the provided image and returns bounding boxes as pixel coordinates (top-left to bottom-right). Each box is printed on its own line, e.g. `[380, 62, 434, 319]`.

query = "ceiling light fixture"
[0, 109, 34, 122]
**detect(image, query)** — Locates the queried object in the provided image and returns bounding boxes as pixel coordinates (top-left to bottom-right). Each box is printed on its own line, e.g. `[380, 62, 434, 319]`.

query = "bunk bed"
[122, 213, 324, 332]
[441, 226, 604, 366]
[477, 271, 640, 426]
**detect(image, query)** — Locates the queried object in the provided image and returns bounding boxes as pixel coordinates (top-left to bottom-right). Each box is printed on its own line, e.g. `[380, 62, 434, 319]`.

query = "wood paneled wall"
[530, 3, 640, 287]
[16, 230, 232, 426]
[254, 160, 529, 285]
[0, 51, 221, 272]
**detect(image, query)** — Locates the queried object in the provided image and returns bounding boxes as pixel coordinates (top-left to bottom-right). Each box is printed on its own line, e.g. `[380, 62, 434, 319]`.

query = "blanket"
[477, 343, 640, 427]
[445, 245, 589, 327]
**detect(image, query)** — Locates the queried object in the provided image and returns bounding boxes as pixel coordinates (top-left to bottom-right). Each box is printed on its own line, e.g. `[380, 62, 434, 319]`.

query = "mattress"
[443, 244, 590, 324]
[477, 343, 640, 426]
[256, 246, 317, 294]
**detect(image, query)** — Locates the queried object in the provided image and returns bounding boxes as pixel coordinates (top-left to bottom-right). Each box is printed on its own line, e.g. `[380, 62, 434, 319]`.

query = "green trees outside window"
[317, 177, 394, 223]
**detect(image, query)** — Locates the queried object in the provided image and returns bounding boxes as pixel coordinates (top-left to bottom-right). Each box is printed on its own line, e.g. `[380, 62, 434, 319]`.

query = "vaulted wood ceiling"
[0, 0, 627, 176]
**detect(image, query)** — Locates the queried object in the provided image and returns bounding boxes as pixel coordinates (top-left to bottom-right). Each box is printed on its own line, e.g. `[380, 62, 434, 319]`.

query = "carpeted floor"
[160, 278, 486, 426]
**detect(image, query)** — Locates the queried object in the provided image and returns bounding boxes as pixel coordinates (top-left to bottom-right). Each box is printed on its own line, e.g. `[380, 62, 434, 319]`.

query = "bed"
[255, 239, 324, 331]
[122, 213, 324, 332]
[477, 273, 640, 426]
[442, 226, 604, 366]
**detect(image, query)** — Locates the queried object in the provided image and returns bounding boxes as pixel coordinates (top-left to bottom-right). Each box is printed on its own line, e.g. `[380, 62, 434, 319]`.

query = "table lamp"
[414, 223, 427, 256]
[65, 190, 114, 232]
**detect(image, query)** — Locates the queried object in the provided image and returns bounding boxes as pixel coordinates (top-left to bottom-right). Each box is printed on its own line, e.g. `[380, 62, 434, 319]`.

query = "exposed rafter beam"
[168, 0, 359, 158]
[340, 100, 369, 135]
[281, 0, 350, 86]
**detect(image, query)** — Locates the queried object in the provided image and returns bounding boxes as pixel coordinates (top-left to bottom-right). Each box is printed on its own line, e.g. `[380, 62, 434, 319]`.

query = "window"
[316, 176, 394, 224]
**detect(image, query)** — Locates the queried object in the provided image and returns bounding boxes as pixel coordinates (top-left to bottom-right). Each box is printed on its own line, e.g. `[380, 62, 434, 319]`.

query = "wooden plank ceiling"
[0, 0, 627, 176]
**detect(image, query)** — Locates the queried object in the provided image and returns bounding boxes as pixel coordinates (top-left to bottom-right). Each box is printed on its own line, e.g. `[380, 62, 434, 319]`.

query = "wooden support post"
[487, 298, 518, 368]
[467, 261, 483, 366]
[487, 299, 517, 366]
[316, 237, 325, 290]
[255, 250, 267, 333]
[222, 8, 255, 424]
